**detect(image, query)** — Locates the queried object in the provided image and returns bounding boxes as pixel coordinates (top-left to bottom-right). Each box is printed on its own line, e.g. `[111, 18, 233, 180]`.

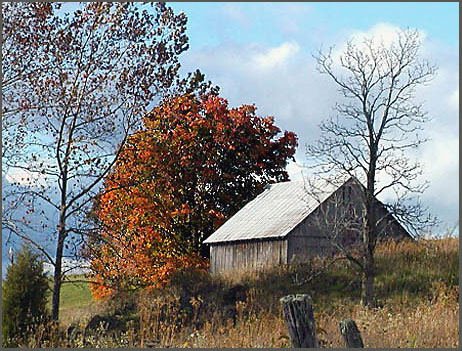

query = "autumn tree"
[86, 93, 298, 298]
[1, 2, 57, 233]
[172, 68, 220, 99]
[306, 29, 437, 307]
[2, 2, 189, 320]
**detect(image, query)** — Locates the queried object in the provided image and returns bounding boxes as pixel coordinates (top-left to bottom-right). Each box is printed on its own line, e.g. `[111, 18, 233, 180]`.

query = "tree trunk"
[51, 226, 65, 321]
[362, 151, 377, 308]
[52, 137, 69, 321]
[360, 247, 375, 307]
[52, 186, 67, 321]
[280, 294, 318, 348]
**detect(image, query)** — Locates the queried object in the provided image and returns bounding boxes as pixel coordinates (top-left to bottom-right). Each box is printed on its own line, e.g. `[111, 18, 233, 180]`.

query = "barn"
[203, 177, 411, 274]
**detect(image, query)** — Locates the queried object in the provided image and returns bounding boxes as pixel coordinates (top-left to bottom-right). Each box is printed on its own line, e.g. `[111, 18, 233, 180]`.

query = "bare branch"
[308, 28, 437, 307]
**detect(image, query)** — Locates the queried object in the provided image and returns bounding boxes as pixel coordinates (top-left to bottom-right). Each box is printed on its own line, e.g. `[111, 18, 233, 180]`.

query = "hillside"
[28, 238, 459, 347]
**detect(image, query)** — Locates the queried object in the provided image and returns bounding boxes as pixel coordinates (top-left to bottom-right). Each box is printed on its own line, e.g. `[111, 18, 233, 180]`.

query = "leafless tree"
[306, 29, 438, 307]
[2, 2, 189, 320]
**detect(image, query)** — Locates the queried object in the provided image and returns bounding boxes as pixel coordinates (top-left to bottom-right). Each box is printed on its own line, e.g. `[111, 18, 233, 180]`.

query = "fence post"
[280, 294, 318, 348]
[339, 318, 364, 348]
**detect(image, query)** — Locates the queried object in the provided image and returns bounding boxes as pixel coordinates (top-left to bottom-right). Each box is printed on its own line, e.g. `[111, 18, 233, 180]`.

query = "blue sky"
[170, 2, 459, 48]
[3, 2, 459, 274]
[5, 2, 459, 232]
[167, 1, 459, 232]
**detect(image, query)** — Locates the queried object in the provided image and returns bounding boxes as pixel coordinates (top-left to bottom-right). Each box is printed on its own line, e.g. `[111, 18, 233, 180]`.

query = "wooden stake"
[339, 318, 364, 348]
[280, 294, 318, 348]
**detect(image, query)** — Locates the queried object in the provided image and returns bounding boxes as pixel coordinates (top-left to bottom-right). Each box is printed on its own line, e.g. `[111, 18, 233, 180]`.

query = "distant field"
[48, 275, 94, 325]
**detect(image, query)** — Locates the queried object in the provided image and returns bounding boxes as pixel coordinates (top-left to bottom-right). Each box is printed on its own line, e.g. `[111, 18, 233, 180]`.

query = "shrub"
[2, 244, 50, 346]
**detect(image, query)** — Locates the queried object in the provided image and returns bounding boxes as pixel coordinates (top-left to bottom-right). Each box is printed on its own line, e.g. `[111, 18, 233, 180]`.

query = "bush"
[2, 244, 50, 347]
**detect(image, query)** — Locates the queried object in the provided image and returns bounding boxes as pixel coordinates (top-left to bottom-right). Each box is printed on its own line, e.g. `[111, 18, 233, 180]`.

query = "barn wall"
[374, 204, 412, 240]
[286, 180, 411, 263]
[286, 182, 355, 263]
[210, 179, 411, 272]
[287, 218, 335, 263]
[209, 239, 288, 274]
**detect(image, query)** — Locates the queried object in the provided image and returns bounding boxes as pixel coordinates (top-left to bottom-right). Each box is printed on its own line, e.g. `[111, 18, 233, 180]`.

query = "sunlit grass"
[29, 237, 458, 347]
[46, 275, 95, 325]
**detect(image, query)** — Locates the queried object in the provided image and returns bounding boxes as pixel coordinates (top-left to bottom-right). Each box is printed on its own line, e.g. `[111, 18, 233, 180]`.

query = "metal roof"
[203, 178, 348, 244]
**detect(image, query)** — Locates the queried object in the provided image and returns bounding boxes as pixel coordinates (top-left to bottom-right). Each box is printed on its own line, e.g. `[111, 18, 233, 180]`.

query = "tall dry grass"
[135, 238, 460, 348]
[15, 237, 459, 348]
[316, 289, 458, 348]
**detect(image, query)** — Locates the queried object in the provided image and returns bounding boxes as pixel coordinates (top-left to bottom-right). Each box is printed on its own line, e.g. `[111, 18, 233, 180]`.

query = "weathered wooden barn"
[203, 177, 411, 273]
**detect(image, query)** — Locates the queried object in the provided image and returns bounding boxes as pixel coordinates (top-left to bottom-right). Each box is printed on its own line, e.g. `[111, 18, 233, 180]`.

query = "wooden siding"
[209, 239, 288, 274]
[375, 205, 411, 240]
[285, 181, 411, 263]
[287, 221, 334, 263]
[209, 179, 411, 273]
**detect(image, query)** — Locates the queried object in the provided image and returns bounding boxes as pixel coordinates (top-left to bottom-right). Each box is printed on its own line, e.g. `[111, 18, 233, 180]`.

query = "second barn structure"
[203, 177, 411, 274]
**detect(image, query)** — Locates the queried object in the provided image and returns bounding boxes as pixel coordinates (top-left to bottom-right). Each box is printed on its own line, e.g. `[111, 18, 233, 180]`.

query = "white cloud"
[4, 169, 48, 187]
[253, 41, 300, 70]
[286, 158, 305, 181]
[179, 21, 459, 229]
[419, 134, 459, 205]
[181, 40, 334, 129]
[332, 23, 427, 64]
[43, 258, 90, 276]
[357, 23, 425, 48]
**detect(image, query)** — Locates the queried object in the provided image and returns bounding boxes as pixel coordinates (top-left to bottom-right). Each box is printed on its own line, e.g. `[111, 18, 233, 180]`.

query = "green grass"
[47, 275, 94, 325]
[60, 275, 92, 308]
[233, 238, 459, 311]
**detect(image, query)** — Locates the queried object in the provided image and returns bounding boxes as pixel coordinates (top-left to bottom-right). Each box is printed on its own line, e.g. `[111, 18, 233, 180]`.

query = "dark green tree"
[2, 245, 49, 347]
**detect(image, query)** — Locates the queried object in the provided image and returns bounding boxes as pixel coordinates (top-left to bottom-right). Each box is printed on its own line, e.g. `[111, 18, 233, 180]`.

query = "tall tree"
[2, 2, 189, 320]
[307, 29, 437, 307]
[2, 2, 57, 232]
[86, 93, 298, 299]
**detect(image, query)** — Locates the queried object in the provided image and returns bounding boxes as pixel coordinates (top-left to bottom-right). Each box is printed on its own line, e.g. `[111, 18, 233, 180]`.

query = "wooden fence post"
[339, 318, 364, 348]
[280, 294, 318, 348]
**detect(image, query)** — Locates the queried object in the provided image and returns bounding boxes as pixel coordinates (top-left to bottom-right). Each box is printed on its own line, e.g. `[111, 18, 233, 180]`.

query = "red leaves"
[90, 93, 297, 299]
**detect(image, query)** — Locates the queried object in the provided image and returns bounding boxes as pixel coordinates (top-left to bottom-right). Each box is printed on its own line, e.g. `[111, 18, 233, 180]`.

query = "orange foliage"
[89, 94, 297, 299]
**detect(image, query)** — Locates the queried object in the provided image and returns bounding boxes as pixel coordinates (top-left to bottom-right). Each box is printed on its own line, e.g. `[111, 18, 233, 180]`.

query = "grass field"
[46, 275, 95, 325]
[33, 237, 459, 347]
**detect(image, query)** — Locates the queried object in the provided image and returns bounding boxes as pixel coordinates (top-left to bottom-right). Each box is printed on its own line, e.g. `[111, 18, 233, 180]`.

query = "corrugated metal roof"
[203, 178, 348, 244]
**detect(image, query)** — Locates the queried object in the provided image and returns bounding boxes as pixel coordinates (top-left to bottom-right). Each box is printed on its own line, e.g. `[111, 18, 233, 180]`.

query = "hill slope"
[38, 238, 460, 347]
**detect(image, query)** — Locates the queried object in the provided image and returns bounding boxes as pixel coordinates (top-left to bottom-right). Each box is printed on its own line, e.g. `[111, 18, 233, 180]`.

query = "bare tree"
[306, 29, 437, 307]
[299, 176, 411, 286]
[2, 2, 189, 320]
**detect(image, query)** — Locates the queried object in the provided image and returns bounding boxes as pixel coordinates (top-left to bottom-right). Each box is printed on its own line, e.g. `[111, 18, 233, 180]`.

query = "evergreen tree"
[2, 244, 49, 346]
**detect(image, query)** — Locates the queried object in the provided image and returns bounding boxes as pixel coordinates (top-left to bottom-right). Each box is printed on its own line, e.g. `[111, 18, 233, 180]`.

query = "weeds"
[13, 237, 459, 348]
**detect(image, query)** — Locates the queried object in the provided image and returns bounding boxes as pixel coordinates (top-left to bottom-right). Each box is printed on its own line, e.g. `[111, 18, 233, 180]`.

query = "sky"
[2, 1, 459, 275]
[168, 2, 459, 233]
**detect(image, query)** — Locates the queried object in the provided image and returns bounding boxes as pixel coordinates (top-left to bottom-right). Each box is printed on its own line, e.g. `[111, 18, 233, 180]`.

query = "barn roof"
[203, 177, 349, 244]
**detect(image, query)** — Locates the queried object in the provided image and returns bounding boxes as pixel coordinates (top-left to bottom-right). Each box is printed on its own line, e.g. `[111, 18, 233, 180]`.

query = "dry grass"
[134, 237, 460, 348]
[14, 237, 459, 348]
[169, 282, 458, 348]
[182, 307, 290, 348]
[316, 291, 459, 348]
